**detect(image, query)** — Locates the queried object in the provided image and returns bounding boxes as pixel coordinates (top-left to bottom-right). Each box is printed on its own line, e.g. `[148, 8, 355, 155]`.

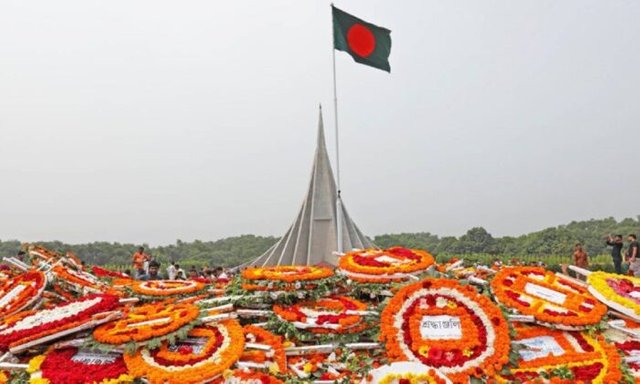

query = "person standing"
[627, 234, 640, 276]
[167, 262, 177, 280]
[573, 243, 589, 269]
[175, 264, 186, 280]
[606, 234, 624, 274]
[132, 246, 150, 279]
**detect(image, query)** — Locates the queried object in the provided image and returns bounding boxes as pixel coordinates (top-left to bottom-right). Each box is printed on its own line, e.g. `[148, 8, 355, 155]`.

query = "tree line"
[0, 216, 637, 268]
[374, 216, 639, 257]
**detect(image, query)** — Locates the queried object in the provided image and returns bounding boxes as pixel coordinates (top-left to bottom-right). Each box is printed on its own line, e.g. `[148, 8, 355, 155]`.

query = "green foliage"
[0, 235, 278, 270]
[0, 216, 637, 268]
[375, 216, 640, 258]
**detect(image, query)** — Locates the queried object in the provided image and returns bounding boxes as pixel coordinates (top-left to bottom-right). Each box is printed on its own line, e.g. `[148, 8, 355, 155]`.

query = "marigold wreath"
[93, 301, 200, 345]
[273, 295, 371, 334]
[491, 266, 606, 328]
[339, 247, 435, 283]
[0, 270, 46, 320]
[241, 325, 287, 373]
[495, 324, 622, 384]
[380, 278, 510, 383]
[129, 280, 206, 298]
[124, 320, 245, 384]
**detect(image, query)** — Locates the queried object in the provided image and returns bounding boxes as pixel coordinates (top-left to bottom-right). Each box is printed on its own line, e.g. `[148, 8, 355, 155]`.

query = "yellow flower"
[268, 362, 280, 374]
[462, 348, 473, 357]
[28, 377, 49, 384]
[303, 362, 314, 373]
[447, 301, 458, 309]
[101, 374, 134, 384]
[418, 345, 430, 357]
[27, 355, 46, 374]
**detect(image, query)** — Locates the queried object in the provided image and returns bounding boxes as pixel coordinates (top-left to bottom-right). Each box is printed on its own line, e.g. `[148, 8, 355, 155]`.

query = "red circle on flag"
[347, 23, 375, 58]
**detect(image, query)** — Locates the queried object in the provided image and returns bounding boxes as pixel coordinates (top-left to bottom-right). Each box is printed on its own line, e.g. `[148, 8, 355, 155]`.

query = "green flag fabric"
[332, 5, 391, 72]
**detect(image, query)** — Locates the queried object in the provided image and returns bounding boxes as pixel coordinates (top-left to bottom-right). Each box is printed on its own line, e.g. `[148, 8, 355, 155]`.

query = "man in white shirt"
[166, 262, 177, 280]
[175, 264, 186, 280]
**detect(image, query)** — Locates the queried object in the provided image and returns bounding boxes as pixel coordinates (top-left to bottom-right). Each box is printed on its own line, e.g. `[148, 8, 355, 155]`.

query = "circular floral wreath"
[93, 301, 200, 345]
[27, 347, 132, 384]
[338, 247, 435, 283]
[491, 266, 607, 328]
[587, 271, 640, 320]
[242, 265, 333, 282]
[129, 280, 206, 298]
[496, 324, 622, 383]
[124, 320, 245, 384]
[0, 294, 119, 351]
[380, 278, 510, 383]
[0, 270, 46, 320]
[273, 295, 370, 334]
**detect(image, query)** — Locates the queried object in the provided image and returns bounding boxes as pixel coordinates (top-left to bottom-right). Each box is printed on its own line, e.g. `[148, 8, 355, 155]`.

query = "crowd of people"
[128, 246, 233, 283]
[572, 233, 639, 275]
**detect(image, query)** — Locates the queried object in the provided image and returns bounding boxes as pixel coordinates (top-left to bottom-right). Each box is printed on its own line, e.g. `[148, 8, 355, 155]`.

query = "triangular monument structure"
[247, 107, 372, 267]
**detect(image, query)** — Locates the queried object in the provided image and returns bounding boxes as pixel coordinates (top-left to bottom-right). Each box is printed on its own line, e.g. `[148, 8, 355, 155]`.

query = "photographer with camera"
[606, 234, 624, 274]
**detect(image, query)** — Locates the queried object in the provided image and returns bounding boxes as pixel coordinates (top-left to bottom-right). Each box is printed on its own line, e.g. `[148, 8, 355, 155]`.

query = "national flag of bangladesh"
[332, 5, 391, 72]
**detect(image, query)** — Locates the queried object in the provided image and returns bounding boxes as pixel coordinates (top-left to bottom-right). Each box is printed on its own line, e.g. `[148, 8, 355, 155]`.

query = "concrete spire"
[246, 107, 372, 267]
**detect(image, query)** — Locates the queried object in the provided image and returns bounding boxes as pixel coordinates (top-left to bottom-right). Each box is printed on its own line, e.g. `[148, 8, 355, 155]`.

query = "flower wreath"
[338, 247, 435, 283]
[377, 371, 449, 384]
[241, 266, 334, 292]
[215, 369, 283, 384]
[615, 339, 640, 383]
[129, 280, 206, 298]
[241, 325, 287, 373]
[51, 265, 104, 292]
[495, 324, 622, 384]
[364, 362, 451, 384]
[587, 271, 640, 320]
[242, 266, 333, 283]
[0, 271, 46, 320]
[124, 320, 245, 384]
[380, 278, 510, 383]
[27, 244, 63, 265]
[0, 294, 119, 351]
[27, 347, 133, 384]
[491, 266, 607, 328]
[273, 295, 371, 334]
[286, 348, 379, 383]
[91, 266, 131, 280]
[93, 301, 200, 345]
[288, 353, 351, 382]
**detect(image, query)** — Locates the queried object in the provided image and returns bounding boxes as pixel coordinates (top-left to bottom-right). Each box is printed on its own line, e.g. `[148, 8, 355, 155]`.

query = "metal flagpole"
[332, 12, 343, 254]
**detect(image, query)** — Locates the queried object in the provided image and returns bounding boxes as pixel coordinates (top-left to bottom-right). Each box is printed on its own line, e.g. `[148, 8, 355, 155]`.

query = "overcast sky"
[1, 0, 638, 245]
